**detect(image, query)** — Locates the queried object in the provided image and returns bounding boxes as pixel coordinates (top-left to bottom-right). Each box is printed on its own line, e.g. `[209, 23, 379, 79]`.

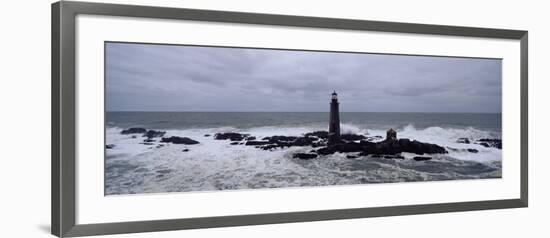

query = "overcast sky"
[106, 42, 501, 113]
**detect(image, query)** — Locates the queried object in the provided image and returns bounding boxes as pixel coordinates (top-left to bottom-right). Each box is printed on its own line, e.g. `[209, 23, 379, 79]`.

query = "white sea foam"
[105, 125, 501, 195]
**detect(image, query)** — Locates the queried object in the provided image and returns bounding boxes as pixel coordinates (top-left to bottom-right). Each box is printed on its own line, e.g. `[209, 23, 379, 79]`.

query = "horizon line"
[106, 110, 502, 114]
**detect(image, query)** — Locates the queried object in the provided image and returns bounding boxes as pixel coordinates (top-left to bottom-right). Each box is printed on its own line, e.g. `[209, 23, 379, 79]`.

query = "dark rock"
[230, 142, 239, 145]
[340, 134, 366, 141]
[346, 155, 359, 159]
[476, 138, 502, 149]
[204, 134, 211, 137]
[384, 155, 404, 159]
[121, 127, 147, 134]
[143, 130, 166, 138]
[311, 142, 326, 148]
[456, 138, 470, 144]
[246, 136, 256, 141]
[182, 149, 189, 152]
[316, 142, 364, 155]
[395, 139, 447, 155]
[131, 135, 137, 138]
[214, 132, 249, 141]
[143, 138, 155, 143]
[413, 156, 432, 161]
[161, 136, 200, 145]
[479, 142, 490, 148]
[262, 135, 298, 142]
[467, 148, 479, 153]
[304, 131, 329, 139]
[106, 144, 115, 149]
[140, 142, 155, 145]
[292, 136, 317, 146]
[245, 141, 271, 146]
[317, 137, 446, 156]
[293, 153, 318, 160]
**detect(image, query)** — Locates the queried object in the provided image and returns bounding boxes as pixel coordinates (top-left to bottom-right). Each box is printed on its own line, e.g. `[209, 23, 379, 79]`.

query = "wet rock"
[141, 142, 155, 145]
[262, 135, 298, 142]
[467, 148, 479, 153]
[317, 142, 365, 155]
[143, 138, 155, 143]
[161, 136, 199, 145]
[230, 142, 239, 145]
[143, 130, 166, 138]
[457, 138, 470, 144]
[204, 134, 211, 137]
[346, 155, 359, 159]
[340, 134, 366, 141]
[106, 144, 115, 149]
[245, 140, 271, 146]
[384, 155, 405, 159]
[476, 139, 502, 149]
[293, 153, 318, 160]
[214, 132, 249, 141]
[246, 136, 256, 141]
[292, 137, 317, 146]
[413, 156, 432, 161]
[304, 131, 329, 139]
[121, 127, 147, 134]
[316, 138, 446, 156]
[182, 149, 189, 152]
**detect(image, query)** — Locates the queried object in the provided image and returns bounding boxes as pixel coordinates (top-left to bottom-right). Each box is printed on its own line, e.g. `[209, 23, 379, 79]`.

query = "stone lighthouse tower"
[328, 91, 341, 145]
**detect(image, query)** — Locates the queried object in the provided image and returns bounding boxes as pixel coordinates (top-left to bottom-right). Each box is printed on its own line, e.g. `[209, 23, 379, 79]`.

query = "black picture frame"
[52, 1, 528, 237]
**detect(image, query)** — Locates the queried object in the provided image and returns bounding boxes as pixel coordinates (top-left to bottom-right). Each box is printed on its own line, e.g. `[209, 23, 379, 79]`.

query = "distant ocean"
[105, 112, 502, 195]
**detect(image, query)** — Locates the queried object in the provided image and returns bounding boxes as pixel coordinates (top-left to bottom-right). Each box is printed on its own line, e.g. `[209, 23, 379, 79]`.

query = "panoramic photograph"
[105, 42, 502, 195]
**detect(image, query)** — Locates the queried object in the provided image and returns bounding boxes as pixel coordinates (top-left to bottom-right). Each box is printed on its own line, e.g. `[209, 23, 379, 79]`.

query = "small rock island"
[112, 91, 500, 162]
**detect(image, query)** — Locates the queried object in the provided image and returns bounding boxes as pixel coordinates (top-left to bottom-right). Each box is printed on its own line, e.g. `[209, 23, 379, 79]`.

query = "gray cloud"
[106, 42, 501, 113]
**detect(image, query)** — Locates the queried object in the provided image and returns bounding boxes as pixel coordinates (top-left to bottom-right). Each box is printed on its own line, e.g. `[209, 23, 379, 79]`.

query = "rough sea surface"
[105, 112, 502, 195]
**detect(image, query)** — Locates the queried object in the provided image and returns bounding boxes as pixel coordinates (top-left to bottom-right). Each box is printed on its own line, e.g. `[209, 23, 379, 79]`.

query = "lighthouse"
[328, 91, 341, 145]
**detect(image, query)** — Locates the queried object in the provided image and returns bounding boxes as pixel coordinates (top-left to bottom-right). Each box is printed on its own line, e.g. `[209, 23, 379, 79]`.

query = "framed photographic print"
[52, 1, 528, 237]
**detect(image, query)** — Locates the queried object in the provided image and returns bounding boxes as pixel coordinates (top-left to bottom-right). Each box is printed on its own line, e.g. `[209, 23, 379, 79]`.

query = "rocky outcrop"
[245, 140, 271, 146]
[476, 138, 502, 149]
[340, 134, 366, 141]
[293, 153, 318, 160]
[456, 138, 470, 144]
[214, 132, 250, 141]
[318, 138, 447, 156]
[413, 156, 432, 161]
[304, 131, 329, 139]
[143, 130, 166, 138]
[161, 136, 199, 145]
[121, 127, 147, 134]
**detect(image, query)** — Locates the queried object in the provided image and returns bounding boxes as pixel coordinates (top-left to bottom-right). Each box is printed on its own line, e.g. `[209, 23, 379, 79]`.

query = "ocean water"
[105, 112, 502, 195]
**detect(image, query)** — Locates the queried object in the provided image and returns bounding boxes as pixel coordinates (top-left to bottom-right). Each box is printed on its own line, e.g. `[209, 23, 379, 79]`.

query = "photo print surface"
[105, 42, 502, 195]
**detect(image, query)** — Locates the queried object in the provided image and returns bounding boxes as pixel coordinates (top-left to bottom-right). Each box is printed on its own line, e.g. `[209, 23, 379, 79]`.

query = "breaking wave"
[105, 124, 501, 195]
